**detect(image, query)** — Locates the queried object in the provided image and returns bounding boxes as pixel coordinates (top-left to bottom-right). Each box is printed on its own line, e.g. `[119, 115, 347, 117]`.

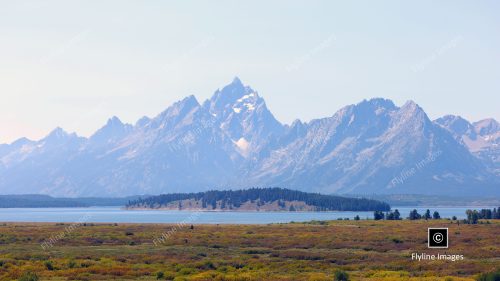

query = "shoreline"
[123, 207, 387, 212]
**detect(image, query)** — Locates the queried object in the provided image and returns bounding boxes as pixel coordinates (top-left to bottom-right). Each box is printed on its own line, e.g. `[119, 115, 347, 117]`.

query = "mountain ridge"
[1, 78, 499, 197]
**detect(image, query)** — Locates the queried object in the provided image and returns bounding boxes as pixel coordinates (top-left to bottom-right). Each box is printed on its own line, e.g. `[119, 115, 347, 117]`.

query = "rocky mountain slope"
[435, 115, 500, 176]
[1, 78, 498, 196]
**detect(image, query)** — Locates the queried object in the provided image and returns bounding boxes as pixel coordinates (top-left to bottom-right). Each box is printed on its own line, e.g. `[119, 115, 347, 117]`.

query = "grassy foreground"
[0, 220, 498, 281]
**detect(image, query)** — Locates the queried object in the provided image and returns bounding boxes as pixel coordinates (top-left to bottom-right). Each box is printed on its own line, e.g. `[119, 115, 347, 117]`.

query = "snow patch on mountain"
[234, 137, 250, 157]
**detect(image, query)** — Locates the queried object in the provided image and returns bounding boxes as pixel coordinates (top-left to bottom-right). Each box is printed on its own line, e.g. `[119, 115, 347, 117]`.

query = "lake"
[0, 206, 491, 224]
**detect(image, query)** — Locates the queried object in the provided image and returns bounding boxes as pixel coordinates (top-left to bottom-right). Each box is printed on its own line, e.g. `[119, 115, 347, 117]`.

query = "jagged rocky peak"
[359, 98, 397, 111]
[10, 137, 34, 147]
[43, 127, 77, 142]
[100, 116, 132, 132]
[434, 115, 499, 158]
[435, 115, 475, 136]
[331, 98, 396, 120]
[175, 95, 200, 110]
[391, 102, 435, 139]
[203, 77, 259, 117]
[0, 137, 35, 157]
[106, 116, 124, 126]
[473, 118, 500, 136]
[435, 114, 470, 126]
[357, 98, 396, 118]
[278, 119, 307, 146]
[326, 98, 396, 129]
[327, 99, 434, 142]
[290, 119, 305, 130]
[394, 100, 430, 123]
[37, 127, 83, 149]
[135, 116, 151, 128]
[199, 78, 285, 158]
[155, 95, 201, 124]
[100, 116, 130, 131]
[47, 127, 68, 138]
[435, 115, 499, 138]
[90, 116, 132, 145]
[400, 100, 423, 112]
[203, 77, 282, 132]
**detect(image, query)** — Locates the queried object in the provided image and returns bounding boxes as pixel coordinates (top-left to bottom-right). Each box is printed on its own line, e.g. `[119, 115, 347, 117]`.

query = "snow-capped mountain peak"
[201, 79, 284, 148]
[203, 77, 255, 118]
[232, 92, 260, 114]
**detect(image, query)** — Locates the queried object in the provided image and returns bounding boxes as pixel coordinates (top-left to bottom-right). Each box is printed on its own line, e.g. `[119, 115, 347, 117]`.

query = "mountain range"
[1, 77, 499, 197]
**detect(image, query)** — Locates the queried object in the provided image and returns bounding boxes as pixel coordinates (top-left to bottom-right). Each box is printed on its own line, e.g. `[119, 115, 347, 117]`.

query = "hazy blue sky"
[1, 0, 499, 143]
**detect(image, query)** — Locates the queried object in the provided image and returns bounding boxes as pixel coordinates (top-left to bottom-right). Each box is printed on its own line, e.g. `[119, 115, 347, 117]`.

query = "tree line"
[126, 187, 391, 211]
[463, 208, 500, 224]
[373, 207, 500, 222]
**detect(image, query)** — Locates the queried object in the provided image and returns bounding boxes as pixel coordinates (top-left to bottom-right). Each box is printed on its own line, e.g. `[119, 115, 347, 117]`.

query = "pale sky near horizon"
[1, 0, 499, 144]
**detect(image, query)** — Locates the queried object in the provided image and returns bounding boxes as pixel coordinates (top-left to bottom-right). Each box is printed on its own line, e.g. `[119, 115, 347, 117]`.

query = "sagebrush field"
[0, 220, 498, 281]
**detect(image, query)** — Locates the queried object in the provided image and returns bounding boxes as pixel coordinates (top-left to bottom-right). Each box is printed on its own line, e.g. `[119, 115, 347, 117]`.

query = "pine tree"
[466, 209, 480, 224]
[374, 211, 384, 220]
[386, 212, 394, 220]
[494, 208, 500, 219]
[394, 209, 401, 220]
[432, 211, 440, 219]
[408, 209, 421, 220]
[424, 209, 431, 220]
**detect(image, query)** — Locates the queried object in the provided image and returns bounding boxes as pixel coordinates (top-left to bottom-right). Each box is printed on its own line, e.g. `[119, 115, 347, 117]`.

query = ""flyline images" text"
[412, 253, 464, 262]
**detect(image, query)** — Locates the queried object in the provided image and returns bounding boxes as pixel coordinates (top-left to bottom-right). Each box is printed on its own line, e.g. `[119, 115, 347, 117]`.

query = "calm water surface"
[0, 206, 490, 224]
